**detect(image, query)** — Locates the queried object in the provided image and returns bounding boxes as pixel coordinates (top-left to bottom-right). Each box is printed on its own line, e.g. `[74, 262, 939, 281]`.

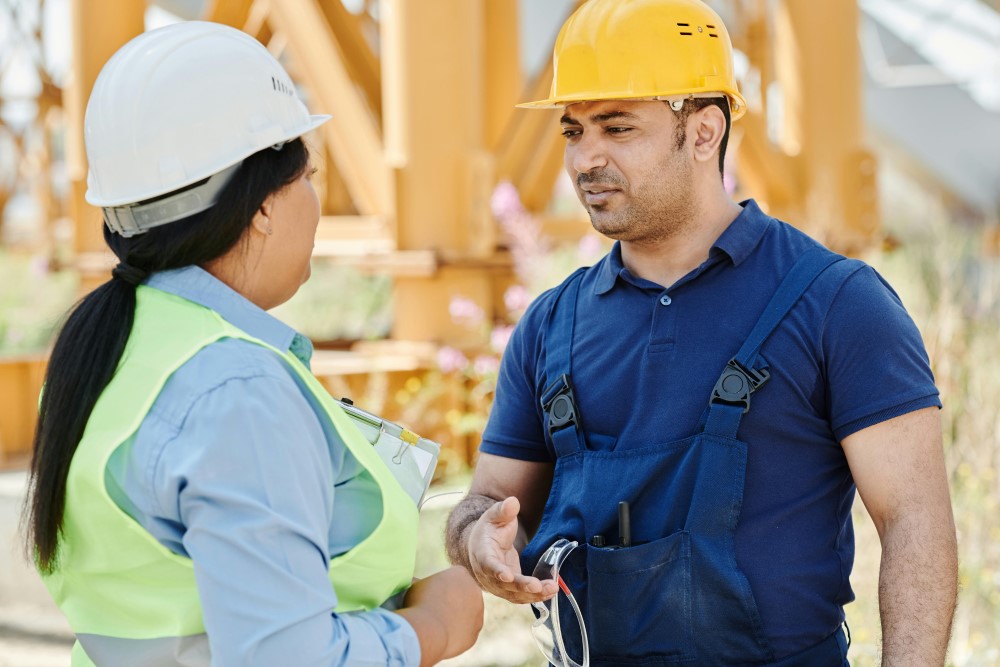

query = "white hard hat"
[85, 21, 329, 236]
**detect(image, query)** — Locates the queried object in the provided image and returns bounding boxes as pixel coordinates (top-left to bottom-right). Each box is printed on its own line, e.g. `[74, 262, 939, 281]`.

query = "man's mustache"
[577, 170, 626, 189]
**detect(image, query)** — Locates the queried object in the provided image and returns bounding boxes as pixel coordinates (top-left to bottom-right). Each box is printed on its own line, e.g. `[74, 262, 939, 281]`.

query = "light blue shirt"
[105, 266, 420, 667]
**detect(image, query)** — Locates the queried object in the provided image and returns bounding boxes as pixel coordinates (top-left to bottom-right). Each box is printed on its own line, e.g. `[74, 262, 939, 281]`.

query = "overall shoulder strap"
[540, 267, 588, 457]
[704, 247, 846, 438]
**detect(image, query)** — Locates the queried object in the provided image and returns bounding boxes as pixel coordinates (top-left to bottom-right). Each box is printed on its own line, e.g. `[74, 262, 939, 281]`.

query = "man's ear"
[691, 105, 726, 165]
[250, 195, 274, 236]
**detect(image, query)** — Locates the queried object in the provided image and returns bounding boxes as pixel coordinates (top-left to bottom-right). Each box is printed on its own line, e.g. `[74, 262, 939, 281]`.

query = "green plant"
[858, 224, 1000, 667]
[270, 260, 393, 343]
[0, 251, 76, 355]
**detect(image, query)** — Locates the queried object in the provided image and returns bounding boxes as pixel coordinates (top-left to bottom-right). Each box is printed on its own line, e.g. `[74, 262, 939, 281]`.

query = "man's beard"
[580, 154, 694, 246]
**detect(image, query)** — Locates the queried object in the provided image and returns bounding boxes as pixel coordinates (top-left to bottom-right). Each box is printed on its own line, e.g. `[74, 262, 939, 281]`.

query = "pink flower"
[723, 170, 737, 196]
[30, 254, 50, 278]
[473, 355, 500, 376]
[449, 297, 485, 326]
[437, 346, 469, 373]
[491, 181, 524, 221]
[490, 325, 514, 354]
[504, 285, 532, 313]
[577, 234, 603, 261]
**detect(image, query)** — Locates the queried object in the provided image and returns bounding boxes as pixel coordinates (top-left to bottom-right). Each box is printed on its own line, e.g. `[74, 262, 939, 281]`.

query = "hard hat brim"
[87, 114, 332, 208]
[517, 92, 747, 121]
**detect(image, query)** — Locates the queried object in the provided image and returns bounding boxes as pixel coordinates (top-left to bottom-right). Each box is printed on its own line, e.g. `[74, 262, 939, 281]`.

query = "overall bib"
[521, 249, 850, 666]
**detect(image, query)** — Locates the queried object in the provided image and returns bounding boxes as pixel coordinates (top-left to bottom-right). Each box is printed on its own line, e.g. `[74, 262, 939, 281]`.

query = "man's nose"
[569, 133, 608, 174]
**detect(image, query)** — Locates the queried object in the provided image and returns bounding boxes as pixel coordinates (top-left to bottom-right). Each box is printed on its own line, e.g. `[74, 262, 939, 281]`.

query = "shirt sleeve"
[480, 295, 553, 462]
[151, 371, 420, 667]
[822, 265, 941, 441]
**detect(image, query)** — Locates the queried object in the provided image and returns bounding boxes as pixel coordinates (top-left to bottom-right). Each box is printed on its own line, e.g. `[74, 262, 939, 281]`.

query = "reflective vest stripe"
[76, 633, 209, 667]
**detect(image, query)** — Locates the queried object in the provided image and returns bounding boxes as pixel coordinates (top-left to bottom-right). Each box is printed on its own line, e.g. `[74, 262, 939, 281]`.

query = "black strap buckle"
[541, 374, 580, 435]
[710, 359, 770, 414]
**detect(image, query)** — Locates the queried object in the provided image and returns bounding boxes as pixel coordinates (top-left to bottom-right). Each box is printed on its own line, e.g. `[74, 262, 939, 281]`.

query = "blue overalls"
[521, 248, 852, 666]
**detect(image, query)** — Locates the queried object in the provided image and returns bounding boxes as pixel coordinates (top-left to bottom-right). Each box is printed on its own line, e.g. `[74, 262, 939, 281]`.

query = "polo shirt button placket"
[659, 294, 672, 306]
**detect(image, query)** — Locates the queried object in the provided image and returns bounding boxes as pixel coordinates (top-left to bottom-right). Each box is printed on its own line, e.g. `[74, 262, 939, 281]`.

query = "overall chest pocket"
[583, 530, 694, 664]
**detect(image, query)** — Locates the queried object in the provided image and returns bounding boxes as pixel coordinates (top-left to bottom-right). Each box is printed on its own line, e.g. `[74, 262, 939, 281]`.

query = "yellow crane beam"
[316, 0, 382, 123]
[67, 0, 144, 293]
[204, 0, 254, 28]
[731, 0, 878, 252]
[265, 0, 392, 219]
[381, 0, 508, 344]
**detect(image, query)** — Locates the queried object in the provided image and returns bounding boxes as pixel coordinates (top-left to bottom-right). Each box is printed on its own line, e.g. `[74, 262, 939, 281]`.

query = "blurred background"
[0, 0, 998, 665]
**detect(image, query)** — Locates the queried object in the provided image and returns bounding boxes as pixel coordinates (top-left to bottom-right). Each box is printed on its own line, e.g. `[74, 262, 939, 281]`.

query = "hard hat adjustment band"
[103, 162, 243, 238]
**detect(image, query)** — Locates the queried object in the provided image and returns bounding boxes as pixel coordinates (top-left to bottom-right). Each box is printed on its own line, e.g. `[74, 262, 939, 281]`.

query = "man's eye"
[561, 128, 581, 138]
[607, 127, 632, 134]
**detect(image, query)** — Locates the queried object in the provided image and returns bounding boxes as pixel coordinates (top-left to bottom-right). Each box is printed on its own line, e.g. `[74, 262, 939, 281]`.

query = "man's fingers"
[468, 496, 560, 604]
[479, 553, 519, 584]
[473, 571, 557, 603]
[488, 576, 559, 604]
[482, 496, 520, 526]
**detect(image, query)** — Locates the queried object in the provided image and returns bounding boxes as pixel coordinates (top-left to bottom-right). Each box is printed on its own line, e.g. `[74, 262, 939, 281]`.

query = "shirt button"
[659, 295, 672, 306]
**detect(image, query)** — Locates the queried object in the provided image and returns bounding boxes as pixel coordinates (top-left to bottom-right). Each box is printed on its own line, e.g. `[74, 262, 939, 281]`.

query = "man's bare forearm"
[879, 514, 958, 666]
[445, 494, 497, 570]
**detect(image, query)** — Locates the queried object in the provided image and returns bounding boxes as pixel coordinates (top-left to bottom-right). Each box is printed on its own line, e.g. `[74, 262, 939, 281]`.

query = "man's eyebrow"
[560, 110, 642, 125]
[591, 110, 642, 123]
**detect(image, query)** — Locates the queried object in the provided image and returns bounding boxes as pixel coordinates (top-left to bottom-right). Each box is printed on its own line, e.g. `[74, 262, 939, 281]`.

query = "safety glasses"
[530, 539, 590, 667]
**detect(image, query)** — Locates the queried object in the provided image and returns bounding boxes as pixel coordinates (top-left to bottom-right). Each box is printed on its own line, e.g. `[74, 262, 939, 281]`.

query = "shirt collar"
[593, 199, 771, 295]
[594, 242, 626, 295]
[145, 266, 313, 364]
[710, 199, 771, 267]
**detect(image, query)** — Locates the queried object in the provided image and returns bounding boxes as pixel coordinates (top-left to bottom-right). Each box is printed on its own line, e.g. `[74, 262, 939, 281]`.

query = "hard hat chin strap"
[103, 162, 243, 238]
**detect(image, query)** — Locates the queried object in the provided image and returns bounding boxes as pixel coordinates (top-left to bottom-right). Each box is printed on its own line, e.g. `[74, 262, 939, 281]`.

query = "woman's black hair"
[24, 138, 309, 572]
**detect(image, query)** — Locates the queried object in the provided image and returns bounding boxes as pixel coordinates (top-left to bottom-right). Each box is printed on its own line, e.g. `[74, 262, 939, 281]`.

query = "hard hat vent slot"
[709, 34, 719, 38]
[680, 32, 693, 36]
[677, 22, 690, 26]
[707, 24, 716, 28]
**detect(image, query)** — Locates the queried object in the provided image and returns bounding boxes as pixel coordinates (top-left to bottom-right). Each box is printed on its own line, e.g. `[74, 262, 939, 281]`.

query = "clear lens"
[529, 539, 589, 667]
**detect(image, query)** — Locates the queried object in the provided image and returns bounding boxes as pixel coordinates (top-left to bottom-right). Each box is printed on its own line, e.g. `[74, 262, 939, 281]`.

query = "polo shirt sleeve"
[155, 371, 419, 667]
[480, 295, 553, 462]
[822, 265, 941, 442]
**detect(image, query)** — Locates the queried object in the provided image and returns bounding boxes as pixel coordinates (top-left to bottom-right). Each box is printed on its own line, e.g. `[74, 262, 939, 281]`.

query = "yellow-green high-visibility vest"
[41, 285, 419, 667]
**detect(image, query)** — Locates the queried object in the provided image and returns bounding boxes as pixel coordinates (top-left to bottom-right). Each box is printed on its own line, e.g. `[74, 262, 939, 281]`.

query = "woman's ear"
[251, 195, 274, 236]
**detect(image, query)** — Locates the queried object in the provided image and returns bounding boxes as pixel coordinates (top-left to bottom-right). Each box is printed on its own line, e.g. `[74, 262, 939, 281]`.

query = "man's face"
[561, 99, 694, 244]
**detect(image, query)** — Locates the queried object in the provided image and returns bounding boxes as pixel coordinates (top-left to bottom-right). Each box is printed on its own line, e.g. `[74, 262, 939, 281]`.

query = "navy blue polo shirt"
[481, 199, 940, 658]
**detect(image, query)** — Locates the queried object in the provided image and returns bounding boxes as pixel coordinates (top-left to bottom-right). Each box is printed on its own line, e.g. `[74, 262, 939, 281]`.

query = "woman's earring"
[266, 226, 273, 236]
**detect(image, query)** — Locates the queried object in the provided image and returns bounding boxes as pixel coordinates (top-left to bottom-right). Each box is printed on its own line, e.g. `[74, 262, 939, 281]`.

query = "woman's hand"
[395, 566, 485, 665]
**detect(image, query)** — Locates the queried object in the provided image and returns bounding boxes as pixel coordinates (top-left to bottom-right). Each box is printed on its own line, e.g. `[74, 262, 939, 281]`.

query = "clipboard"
[337, 398, 440, 506]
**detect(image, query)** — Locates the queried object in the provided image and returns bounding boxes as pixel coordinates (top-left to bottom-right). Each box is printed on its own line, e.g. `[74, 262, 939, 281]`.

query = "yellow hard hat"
[519, 0, 747, 120]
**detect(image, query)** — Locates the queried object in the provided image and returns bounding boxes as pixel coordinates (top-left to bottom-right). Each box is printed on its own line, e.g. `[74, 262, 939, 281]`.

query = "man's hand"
[464, 497, 558, 604]
[445, 454, 556, 602]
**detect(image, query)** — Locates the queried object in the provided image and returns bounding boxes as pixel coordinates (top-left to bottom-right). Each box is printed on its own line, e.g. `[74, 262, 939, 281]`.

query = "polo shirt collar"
[593, 199, 771, 295]
[711, 199, 771, 267]
[594, 243, 625, 295]
[145, 265, 312, 364]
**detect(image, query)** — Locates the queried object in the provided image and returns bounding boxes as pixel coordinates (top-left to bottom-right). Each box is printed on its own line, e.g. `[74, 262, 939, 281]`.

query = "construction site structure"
[0, 0, 881, 466]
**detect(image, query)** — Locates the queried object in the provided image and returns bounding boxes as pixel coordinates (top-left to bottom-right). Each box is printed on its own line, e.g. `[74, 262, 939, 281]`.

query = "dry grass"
[848, 226, 1000, 666]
